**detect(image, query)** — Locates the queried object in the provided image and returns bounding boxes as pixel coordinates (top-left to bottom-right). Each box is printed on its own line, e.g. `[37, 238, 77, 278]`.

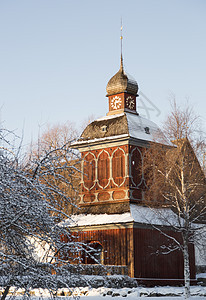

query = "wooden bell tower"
[70, 30, 196, 284]
[72, 51, 152, 214]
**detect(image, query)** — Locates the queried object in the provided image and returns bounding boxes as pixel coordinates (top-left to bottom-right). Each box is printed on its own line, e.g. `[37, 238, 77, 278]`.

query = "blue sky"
[0, 0, 206, 146]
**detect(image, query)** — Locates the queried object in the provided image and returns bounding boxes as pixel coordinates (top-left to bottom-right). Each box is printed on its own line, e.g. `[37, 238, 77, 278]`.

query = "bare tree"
[29, 122, 81, 216]
[163, 98, 206, 173]
[144, 100, 206, 298]
[0, 127, 84, 299]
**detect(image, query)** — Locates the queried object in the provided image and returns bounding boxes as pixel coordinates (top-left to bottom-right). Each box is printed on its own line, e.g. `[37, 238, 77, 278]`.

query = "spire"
[106, 20, 138, 97]
[120, 54, 123, 72]
[120, 18, 123, 72]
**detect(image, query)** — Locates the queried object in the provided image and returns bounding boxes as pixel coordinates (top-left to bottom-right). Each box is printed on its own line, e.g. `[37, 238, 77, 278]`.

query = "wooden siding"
[62, 225, 196, 284]
[80, 145, 129, 208]
[62, 227, 134, 277]
[80, 143, 148, 207]
[133, 227, 196, 281]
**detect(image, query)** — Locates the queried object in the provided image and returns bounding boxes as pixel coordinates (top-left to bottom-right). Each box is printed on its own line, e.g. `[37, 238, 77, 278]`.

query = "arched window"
[112, 148, 125, 186]
[83, 153, 96, 189]
[97, 151, 110, 188]
[82, 241, 104, 264]
[131, 147, 142, 186]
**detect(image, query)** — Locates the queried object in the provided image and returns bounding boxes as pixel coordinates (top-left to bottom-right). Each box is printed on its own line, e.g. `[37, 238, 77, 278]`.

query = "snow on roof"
[126, 113, 160, 142]
[62, 212, 133, 227]
[81, 112, 171, 145]
[130, 204, 178, 227]
[96, 113, 125, 122]
[72, 109, 173, 148]
[96, 112, 159, 143]
[73, 134, 129, 146]
[62, 205, 178, 228]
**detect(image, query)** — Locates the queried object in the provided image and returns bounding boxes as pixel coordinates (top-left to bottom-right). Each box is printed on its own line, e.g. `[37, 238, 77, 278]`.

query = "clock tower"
[69, 40, 196, 284]
[106, 55, 138, 115]
[73, 54, 159, 215]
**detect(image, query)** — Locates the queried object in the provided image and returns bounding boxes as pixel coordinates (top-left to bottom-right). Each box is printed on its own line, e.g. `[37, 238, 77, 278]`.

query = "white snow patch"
[96, 113, 125, 121]
[130, 204, 178, 227]
[95, 112, 161, 143]
[126, 112, 159, 142]
[62, 205, 179, 228]
[5, 285, 206, 299]
[61, 212, 133, 227]
[194, 226, 206, 266]
[27, 237, 54, 263]
[197, 273, 206, 278]
[73, 134, 129, 145]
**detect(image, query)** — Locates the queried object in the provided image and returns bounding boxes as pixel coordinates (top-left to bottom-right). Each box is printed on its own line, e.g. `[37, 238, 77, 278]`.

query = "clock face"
[126, 96, 135, 110]
[111, 96, 122, 110]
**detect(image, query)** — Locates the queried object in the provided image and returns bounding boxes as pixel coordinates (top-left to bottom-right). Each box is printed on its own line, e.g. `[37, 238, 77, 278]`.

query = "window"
[131, 147, 142, 186]
[97, 151, 110, 188]
[82, 241, 104, 264]
[112, 148, 125, 186]
[83, 153, 96, 189]
[101, 125, 107, 132]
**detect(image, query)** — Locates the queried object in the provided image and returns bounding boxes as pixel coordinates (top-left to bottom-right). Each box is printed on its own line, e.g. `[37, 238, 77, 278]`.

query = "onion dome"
[106, 56, 138, 97]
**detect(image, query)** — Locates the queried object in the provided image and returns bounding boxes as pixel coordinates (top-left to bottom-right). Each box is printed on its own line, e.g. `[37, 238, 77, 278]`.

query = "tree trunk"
[183, 238, 190, 299]
[1, 286, 10, 300]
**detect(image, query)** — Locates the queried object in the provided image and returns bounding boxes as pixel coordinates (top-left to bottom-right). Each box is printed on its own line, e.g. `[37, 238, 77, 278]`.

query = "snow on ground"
[197, 273, 206, 278]
[76, 297, 206, 300]
[4, 285, 206, 299]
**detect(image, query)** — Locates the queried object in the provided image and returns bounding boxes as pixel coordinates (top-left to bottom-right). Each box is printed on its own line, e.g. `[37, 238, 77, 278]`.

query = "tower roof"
[106, 56, 138, 97]
[75, 112, 161, 145]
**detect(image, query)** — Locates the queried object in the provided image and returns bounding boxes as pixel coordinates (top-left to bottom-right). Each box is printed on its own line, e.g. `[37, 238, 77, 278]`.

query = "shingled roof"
[78, 112, 161, 145]
[106, 55, 138, 96]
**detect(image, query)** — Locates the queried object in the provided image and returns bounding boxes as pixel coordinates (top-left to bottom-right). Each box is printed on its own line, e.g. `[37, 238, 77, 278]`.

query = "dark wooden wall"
[133, 227, 196, 281]
[63, 225, 196, 284]
[62, 227, 134, 276]
[76, 228, 132, 267]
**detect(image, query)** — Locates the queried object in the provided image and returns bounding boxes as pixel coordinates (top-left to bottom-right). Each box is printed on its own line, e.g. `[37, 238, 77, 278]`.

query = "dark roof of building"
[78, 112, 161, 144]
[106, 56, 138, 96]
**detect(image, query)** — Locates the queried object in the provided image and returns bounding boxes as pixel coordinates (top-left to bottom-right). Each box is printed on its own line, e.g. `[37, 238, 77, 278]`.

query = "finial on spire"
[120, 18, 123, 71]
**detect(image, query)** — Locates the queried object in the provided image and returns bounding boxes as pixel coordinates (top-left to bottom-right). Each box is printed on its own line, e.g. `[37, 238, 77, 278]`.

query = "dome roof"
[106, 56, 138, 96]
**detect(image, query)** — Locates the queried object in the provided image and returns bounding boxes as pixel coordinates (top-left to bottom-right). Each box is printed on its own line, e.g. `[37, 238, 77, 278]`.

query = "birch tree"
[144, 100, 206, 299]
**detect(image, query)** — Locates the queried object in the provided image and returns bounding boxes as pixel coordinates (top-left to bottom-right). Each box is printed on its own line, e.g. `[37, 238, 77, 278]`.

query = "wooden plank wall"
[77, 228, 130, 266]
[133, 227, 196, 280]
[62, 226, 196, 283]
[63, 227, 134, 276]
